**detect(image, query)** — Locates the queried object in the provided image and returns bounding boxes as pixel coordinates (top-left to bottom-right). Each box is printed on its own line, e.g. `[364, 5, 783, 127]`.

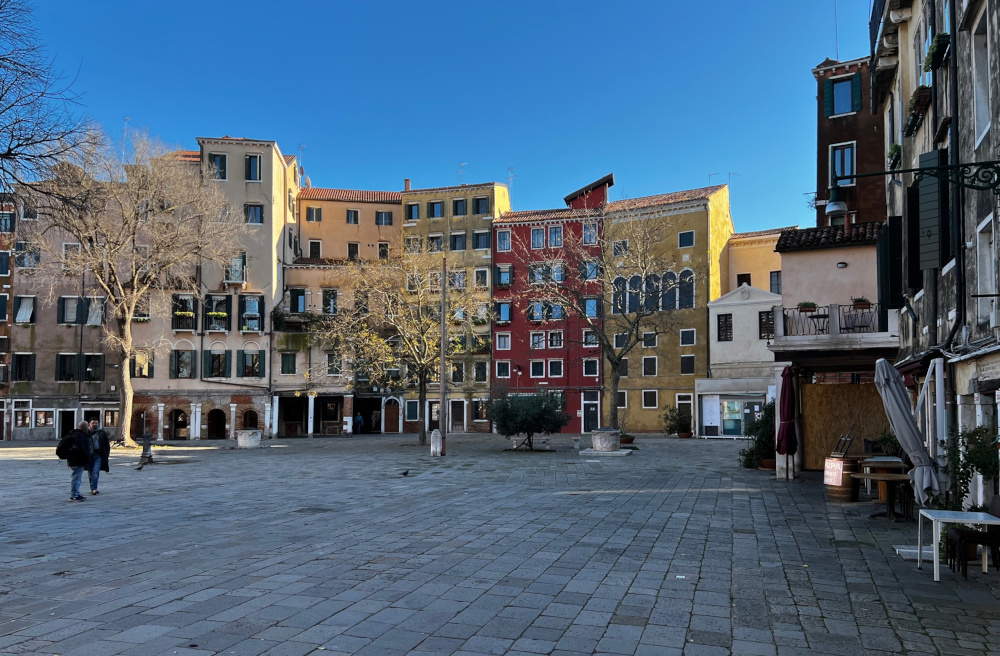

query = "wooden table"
[861, 458, 907, 500]
[850, 472, 911, 521]
[918, 509, 1000, 581]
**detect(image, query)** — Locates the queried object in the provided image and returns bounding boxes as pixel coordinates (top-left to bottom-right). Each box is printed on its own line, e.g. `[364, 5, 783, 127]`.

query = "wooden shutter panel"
[236, 350, 245, 377]
[189, 350, 197, 378]
[203, 351, 212, 377]
[169, 351, 177, 379]
[57, 298, 64, 324]
[918, 150, 946, 270]
[824, 78, 834, 116]
[224, 296, 233, 331]
[851, 73, 862, 112]
[28, 354, 35, 380]
[148, 355, 154, 378]
[237, 295, 246, 330]
[0, 251, 9, 274]
[224, 350, 232, 377]
[877, 216, 904, 310]
[129, 356, 136, 378]
[256, 350, 266, 377]
[77, 298, 89, 325]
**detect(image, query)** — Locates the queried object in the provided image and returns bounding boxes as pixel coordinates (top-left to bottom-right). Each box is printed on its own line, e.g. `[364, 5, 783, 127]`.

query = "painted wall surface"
[779, 245, 878, 308]
[706, 186, 735, 303]
[723, 232, 783, 294]
[709, 286, 782, 366]
[297, 197, 401, 261]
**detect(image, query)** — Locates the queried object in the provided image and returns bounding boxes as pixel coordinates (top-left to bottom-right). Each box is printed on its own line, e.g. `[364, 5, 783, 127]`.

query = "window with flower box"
[239, 295, 264, 332]
[171, 295, 197, 330]
[203, 295, 231, 331]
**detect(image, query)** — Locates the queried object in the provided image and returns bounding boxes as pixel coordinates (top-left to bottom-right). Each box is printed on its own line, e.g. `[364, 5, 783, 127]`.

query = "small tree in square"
[491, 393, 570, 450]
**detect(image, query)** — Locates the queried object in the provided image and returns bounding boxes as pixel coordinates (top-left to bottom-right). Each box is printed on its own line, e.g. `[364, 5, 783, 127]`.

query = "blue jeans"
[88, 458, 101, 492]
[70, 467, 84, 498]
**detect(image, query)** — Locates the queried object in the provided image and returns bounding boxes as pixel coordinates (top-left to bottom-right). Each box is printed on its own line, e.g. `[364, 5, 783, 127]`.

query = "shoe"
[69, 496, 85, 502]
[90, 490, 99, 495]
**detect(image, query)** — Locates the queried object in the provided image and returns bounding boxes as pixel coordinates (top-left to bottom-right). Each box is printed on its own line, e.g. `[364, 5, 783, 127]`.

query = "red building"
[491, 177, 612, 434]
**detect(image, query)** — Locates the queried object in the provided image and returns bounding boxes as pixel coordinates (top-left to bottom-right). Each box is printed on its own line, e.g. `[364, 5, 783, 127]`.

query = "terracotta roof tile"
[169, 149, 200, 163]
[775, 222, 883, 252]
[605, 184, 725, 212]
[283, 154, 296, 164]
[496, 208, 599, 224]
[731, 225, 798, 239]
[404, 182, 502, 194]
[299, 187, 402, 204]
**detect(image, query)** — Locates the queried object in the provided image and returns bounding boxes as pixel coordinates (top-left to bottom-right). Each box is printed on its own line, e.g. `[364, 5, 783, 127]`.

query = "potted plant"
[663, 406, 692, 438]
[619, 432, 635, 445]
[133, 316, 150, 323]
[205, 311, 228, 318]
[797, 301, 818, 313]
[741, 401, 776, 470]
[173, 310, 194, 318]
[923, 33, 950, 72]
[851, 296, 872, 310]
[887, 143, 901, 170]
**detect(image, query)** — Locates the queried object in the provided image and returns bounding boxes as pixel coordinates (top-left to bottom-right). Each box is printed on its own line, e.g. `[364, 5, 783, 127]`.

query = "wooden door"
[383, 400, 399, 433]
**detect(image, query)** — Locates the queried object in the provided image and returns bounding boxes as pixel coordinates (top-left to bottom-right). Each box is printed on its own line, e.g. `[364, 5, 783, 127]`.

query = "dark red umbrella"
[776, 367, 798, 464]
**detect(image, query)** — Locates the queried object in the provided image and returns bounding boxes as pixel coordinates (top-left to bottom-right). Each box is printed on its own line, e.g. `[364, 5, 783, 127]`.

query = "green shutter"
[148, 356, 154, 378]
[851, 73, 862, 112]
[77, 298, 89, 324]
[169, 351, 177, 379]
[57, 298, 65, 324]
[224, 296, 233, 331]
[236, 350, 245, 377]
[189, 350, 197, 378]
[224, 350, 232, 377]
[824, 78, 834, 117]
[257, 350, 266, 377]
[203, 350, 212, 377]
[917, 150, 946, 270]
[237, 295, 246, 330]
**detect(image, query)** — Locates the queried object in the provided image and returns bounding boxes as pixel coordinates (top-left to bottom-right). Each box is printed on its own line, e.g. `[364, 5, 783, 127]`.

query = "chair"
[948, 496, 1000, 578]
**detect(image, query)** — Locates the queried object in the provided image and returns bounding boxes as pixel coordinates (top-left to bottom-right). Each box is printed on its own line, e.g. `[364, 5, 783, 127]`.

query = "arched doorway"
[169, 409, 189, 440]
[206, 409, 227, 439]
[383, 399, 400, 433]
[243, 409, 258, 429]
[132, 411, 146, 440]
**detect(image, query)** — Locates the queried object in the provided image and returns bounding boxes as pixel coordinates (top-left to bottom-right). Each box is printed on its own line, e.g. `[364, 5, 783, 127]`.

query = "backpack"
[56, 435, 77, 460]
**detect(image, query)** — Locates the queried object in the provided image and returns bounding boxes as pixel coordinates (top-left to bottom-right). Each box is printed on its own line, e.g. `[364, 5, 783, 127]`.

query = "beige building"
[400, 181, 510, 433]
[722, 227, 789, 295]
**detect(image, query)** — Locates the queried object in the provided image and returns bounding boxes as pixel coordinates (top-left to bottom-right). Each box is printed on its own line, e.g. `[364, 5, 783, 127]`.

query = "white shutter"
[87, 298, 104, 325]
[15, 297, 33, 323]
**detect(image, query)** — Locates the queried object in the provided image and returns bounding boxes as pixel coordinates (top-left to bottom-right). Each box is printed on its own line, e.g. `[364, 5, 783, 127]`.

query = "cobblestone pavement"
[1, 434, 999, 656]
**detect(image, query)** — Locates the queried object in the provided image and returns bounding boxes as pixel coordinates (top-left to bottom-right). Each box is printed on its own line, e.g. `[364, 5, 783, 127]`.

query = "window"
[14, 241, 39, 268]
[0, 251, 9, 275]
[346, 209, 359, 224]
[676, 393, 693, 426]
[288, 288, 306, 313]
[473, 231, 490, 250]
[679, 328, 696, 346]
[531, 228, 544, 249]
[642, 356, 657, 376]
[972, 8, 991, 141]
[613, 333, 627, 349]
[227, 252, 246, 282]
[642, 332, 656, 348]
[474, 268, 488, 289]
[453, 198, 467, 216]
[529, 360, 545, 378]
[14, 409, 30, 427]
[530, 332, 545, 349]
[0, 208, 13, 233]
[205, 350, 231, 378]
[239, 295, 264, 331]
[583, 359, 598, 376]
[378, 242, 389, 260]
[759, 310, 775, 340]
[405, 203, 420, 221]
[583, 329, 598, 347]
[280, 352, 296, 375]
[831, 77, 854, 115]
[548, 303, 564, 320]
[208, 153, 227, 179]
[616, 391, 627, 408]
[496, 361, 511, 378]
[451, 362, 464, 383]
[472, 197, 490, 214]
[130, 351, 154, 378]
[496, 332, 511, 350]
[427, 201, 443, 218]
[405, 400, 419, 421]
[204, 295, 231, 331]
[405, 236, 422, 253]
[548, 331, 563, 348]
[613, 240, 628, 256]
[548, 360, 563, 377]
[769, 270, 782, 294]
[678, 270, 694, 308]
[642, 390, 658, 409]
[736, 273, 751, 287]
[582, 261, 599, 280]
[450, 232, 467, 251]
[14, 296, 34, 324]
[619, 359, 629, 377]
[474, 361, 488, 383]
[717, 313, 733, 341]
[239, 204, 264, 226]
[496, 302, 511, 322]
[583, 298, 599, 318]
[494, 232, 511, 255]
[583, 223, 598, 245]
[58, 296, 82, 325]
[305, 206, 322, 222]
[375, 211, 393, 226]
[680, 354, 695, 375]
[326, 352, 342, 376]
[170, 350, 196, 379]
[237, 350, 265, 378]
[551, 263, 566, 282]
[308, 240, 322, 259]
[527, 301, 545, 321]
[448, 270, 466, 289]
[427, 235, 443, 252]
[830, 142, 855, 186]
[12, 354, 35, 381]
[678, 231, 695, 248]
[347, 242, 360, 260]
[34, 411, 54, 428]
[245, 154, 261, 181]
[530, 263, 546, 284]
[496, 265, 512, 287]
[548, 226, 563, 247]
[56, 353, 78, 381]
[472, 398, 488, 420]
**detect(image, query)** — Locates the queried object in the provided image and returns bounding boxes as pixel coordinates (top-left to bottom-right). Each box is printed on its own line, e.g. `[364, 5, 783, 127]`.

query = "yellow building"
[603, 185, 734, 433]
[399, 181, 510, 433]
[722, 227, 789, 295]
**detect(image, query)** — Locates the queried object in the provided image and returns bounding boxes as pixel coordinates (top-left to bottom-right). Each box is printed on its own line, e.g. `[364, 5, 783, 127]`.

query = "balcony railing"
[775, 303, 895, 339]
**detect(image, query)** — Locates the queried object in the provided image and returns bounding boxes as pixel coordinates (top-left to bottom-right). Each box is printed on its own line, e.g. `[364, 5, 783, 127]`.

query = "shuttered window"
[917, 150, 951, 269]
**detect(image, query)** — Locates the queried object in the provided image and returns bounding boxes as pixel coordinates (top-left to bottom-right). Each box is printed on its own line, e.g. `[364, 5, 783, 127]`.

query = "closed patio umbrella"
[776, 366, 798, 479]
[874, 358, 940, 505]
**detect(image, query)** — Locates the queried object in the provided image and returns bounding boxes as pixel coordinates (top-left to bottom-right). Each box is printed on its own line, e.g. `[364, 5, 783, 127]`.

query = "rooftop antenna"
[708, 172, 720, 185]
[457, 161, 468, 185]
[833, 0, 840, 60]
[728, 171, 740, 188]
[121, 116, 130, 164]
[506, 167, 516, 189]
[298, 144, 306, 185]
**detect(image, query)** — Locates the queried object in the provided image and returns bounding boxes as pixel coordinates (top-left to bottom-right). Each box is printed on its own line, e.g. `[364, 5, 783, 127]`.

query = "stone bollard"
[430, 429, 444, 456]
[591, 428, 621, 452]
[236, 430, 262, 449]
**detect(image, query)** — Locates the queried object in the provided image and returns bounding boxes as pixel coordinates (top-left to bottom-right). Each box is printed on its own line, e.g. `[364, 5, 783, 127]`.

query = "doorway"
[582, 391, 600, 433]
[83, 409, 100, 426]
[205, 409, 226, 439]
[170, 409, 190, 440]
[383, 399, 400, 433]
[58, 410, 76, 438]
[449, 400, 465, 433]
[243, 410, 258, 429]
[353, 397, 381, 434]
[427, 401, 440, 431]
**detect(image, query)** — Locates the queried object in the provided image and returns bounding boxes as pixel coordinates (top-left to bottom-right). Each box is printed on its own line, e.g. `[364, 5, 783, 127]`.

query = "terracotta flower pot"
[758, 458, 776, 470]
[677, 432, 693, 439]
[620, 434, 635, 445]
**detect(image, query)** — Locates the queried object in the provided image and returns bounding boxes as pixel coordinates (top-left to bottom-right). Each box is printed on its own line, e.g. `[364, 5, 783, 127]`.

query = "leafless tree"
[509, 207, 684, 430]
[0, 0, 94, 192]
[20, 132, 244, 445]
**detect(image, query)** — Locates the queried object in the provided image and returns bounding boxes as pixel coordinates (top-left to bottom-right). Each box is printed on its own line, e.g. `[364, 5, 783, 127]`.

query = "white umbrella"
[874, 358, 940, 505]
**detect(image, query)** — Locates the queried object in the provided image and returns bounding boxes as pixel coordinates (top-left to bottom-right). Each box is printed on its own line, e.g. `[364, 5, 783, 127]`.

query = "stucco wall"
[724, 235, 783, 294]
[779, 245, 878, 307]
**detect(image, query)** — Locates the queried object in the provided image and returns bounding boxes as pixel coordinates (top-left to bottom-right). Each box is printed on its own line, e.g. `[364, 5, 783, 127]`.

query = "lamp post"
[830, 160, 1000, 200]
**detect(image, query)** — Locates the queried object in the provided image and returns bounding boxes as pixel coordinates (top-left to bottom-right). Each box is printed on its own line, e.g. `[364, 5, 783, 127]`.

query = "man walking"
[87, 419, 110, 495]
[61, 422, 92, 502]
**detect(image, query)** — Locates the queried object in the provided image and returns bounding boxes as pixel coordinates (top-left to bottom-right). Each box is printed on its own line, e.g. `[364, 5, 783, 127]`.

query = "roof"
[299, 187, 402, 204]
[730, 225, 798, 239]
[283, 154, 296, 164]
[495, 208, 599, 225]
[775, 222, 883, 252]
[709, 283, 783, 307]
[563, 173, 615, 205]
[169, 150, 200, 163]
[606, 185, 725, 212]
[403, 182, 503, 194]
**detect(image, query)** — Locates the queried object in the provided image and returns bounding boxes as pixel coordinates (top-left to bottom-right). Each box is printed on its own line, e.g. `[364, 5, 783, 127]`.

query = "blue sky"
[34, 1, 869, 232]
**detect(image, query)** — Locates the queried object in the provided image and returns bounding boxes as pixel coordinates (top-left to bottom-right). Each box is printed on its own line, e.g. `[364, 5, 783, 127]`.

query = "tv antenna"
[457, 162, 468, 184]
[506, 167, 517, 189]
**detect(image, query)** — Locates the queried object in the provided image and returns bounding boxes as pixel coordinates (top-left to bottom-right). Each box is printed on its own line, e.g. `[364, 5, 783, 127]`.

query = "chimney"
[404, 178, 411, 192]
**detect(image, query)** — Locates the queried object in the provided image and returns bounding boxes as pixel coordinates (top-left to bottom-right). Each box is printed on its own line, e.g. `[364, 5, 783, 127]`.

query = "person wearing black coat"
[65, 422, 93, 502]
[86, 419, 111, 495]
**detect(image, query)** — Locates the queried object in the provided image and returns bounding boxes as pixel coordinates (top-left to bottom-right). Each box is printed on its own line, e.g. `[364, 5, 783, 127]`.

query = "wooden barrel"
[824, 457, 859, 502]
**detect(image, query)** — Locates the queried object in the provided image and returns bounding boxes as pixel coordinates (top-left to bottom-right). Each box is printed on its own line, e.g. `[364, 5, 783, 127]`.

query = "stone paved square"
[1, 435, 999, 655]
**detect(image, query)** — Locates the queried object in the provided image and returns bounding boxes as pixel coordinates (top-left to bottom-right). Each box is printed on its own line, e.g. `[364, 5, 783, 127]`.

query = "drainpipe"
[941, 0, 965, 352]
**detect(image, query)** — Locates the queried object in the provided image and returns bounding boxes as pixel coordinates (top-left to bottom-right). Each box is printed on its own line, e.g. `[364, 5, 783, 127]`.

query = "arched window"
[678, 270, 695, 309]
[627, 275, 642, 313]
[243, 410, 259, 429]
[612, 277, 626, 314]
[644, 274, 660, 312]
[661, 272, 677, 310]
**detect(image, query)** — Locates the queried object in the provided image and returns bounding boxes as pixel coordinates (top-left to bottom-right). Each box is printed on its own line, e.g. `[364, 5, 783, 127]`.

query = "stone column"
[190, 402, 200, 440]
[271, 395, 279, 438]
[156, 403, 165, 442]
[229, 403, 237, 439]
[307, 394, 315, 436]
[974, 392, 997, 505]
[264, 401, 272, 439]
[343, 394, 354, 434]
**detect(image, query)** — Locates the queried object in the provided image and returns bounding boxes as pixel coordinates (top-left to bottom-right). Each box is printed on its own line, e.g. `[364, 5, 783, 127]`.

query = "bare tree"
[21, 132, 243, 445]
[0, 0, 94, 192]
[509, 208, 683, 430]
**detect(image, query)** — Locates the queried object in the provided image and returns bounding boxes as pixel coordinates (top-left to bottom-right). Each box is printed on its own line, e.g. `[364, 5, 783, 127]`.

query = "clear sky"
[33, 0, 870, 232]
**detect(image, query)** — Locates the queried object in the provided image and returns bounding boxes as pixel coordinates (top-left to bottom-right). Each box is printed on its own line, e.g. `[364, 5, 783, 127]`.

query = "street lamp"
[831, 160, 1000, 198]
[826, 186, 848, 219]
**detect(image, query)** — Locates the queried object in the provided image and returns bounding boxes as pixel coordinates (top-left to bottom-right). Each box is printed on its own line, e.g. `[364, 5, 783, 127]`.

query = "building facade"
[722, 227, 788, 295]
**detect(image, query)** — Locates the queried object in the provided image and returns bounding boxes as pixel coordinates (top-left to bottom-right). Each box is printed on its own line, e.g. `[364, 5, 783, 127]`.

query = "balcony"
[769, 304, 899, 353]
